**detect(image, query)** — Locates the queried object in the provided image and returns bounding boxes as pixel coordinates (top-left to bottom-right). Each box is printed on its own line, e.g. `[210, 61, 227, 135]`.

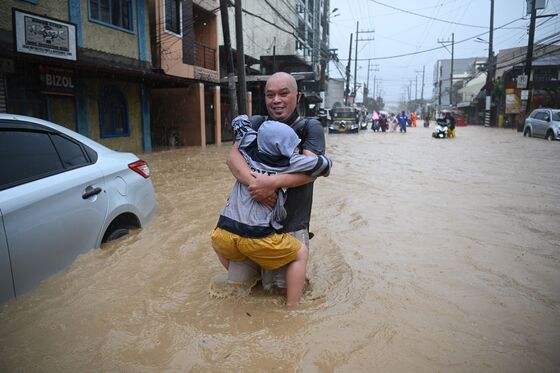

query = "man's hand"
[248, 172, 278, 209]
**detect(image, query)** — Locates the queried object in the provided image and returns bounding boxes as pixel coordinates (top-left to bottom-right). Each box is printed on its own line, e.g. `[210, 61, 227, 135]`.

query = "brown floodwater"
[1, 125, 559, 372]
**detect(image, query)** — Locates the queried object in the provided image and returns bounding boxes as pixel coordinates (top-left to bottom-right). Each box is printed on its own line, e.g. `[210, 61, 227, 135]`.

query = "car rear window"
[0, 130, 64, 189]
[51, 133, 89, 168]
[552, 112, 560, 121]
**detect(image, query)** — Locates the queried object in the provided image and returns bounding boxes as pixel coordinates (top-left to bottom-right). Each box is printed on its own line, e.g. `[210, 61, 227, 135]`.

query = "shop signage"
[193, 66, 219, 83]
[40, 67, 75, 95]
[520, 90, 529, 100]
[517, 74, 528, 89]
[14, 9, 77, 61]
[505, 88, 521, 114]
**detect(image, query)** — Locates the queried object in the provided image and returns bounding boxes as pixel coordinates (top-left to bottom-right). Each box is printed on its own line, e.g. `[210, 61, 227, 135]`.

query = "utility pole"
[353, 21, 358, 99]
[365, 60, 370, 107]
[450, 33, 454, 107]
[234, 0, 247, 114]
[415, 75, 418, 101]
[438, 33, 455, 107]
[344, 33, 352, 105]
[484, 0, 495, 127]
[220, 0, 238, 117]
[438, 62, 443, 108]
[421, 65, 425, 101]
[319, 0, 330, 93]
[366, 61, 379, 102]
[353, 22, 375, 102]
[408, 80, 412, 102]
[523, 0, 538, 125]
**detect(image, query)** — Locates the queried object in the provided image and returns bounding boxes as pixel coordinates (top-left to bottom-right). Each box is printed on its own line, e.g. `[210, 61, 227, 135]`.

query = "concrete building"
[0, 0, 224, 152]
[432, 57, 486, 109]
[1, 0, 154, 153]
[217, 0, 329, 125]
[148, 0, 222, 147]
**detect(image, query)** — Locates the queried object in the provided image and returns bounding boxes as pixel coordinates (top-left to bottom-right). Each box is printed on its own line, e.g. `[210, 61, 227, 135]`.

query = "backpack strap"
[250, 115, 266, 130]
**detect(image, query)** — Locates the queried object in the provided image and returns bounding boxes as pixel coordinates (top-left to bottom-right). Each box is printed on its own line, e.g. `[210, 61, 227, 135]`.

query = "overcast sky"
[327, 0, 560, 105]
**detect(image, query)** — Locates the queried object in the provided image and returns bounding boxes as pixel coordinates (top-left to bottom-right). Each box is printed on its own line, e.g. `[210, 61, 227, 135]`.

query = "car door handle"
[82, 187, 102, 199]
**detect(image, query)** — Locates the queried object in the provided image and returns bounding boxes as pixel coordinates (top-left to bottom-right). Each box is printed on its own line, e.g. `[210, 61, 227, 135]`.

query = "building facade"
[217, 0, 328, 125]
[1, 0, 223, 152]
[148, 0, 222, 147]
[1, 0, 154, 153]
[432, 57, 485, 109]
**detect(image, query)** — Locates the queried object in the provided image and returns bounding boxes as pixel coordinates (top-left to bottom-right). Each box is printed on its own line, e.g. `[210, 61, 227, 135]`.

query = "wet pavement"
[1, 125, 559, 372]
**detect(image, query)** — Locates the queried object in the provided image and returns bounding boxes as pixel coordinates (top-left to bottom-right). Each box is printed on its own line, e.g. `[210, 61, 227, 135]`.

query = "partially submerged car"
[523, 108, 560, 140]
[0, 114, 156, 302]
[328, 107, 359, 133]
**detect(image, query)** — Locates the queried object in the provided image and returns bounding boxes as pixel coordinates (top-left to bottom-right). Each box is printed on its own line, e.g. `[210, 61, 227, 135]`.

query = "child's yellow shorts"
[211, 227, 303, 270]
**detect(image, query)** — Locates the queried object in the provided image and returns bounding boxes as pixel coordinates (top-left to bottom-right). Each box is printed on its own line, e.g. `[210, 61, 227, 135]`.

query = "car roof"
[0, 113, 114, 154]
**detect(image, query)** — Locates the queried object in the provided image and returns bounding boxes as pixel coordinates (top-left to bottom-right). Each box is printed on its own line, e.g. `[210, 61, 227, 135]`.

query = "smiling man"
[225, 72, 327, 294]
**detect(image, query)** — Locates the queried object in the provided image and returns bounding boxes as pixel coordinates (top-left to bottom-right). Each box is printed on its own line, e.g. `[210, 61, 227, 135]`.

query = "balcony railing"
[194, 42, 216, 70]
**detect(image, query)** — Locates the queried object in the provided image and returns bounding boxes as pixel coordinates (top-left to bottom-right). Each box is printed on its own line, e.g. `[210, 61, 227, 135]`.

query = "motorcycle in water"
[432, 119, 448, 138]
[360, 118, 369, 130]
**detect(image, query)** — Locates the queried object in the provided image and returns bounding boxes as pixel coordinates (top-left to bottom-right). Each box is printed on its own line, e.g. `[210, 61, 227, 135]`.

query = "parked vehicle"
[0, 114, 157, 302]
[523, 108, 560, 140]
[432, 118, 448, 138]
[328, 107, 359, 133]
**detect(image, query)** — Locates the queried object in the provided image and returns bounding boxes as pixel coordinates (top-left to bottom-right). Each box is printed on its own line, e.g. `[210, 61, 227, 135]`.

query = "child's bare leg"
[286, 244, 309, 306]
[214, 250, 230, 269]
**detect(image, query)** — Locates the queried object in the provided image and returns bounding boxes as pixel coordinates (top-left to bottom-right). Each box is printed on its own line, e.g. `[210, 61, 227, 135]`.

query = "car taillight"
[128, 160, 151, 178]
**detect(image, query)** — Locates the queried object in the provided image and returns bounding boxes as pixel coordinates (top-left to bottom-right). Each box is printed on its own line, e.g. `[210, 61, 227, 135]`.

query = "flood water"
[1, 125, 559, 372]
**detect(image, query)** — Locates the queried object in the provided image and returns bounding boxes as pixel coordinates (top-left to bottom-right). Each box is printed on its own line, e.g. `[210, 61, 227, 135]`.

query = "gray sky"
[327, 0, 560, 105]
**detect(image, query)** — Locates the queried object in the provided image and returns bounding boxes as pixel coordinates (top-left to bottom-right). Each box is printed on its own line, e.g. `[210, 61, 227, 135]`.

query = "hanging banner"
[14, 9, 77, 61]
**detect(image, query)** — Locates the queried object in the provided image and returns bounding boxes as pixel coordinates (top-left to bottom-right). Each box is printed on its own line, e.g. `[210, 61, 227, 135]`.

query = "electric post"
[220, 0, 238, 117]
[437, 34, 455, 108]
[484, 0, 495, 127]
[450, 33, 454, 107]
[353, 22, 374, 103]
[438, 62, 443, 108]
[235, 0, 247, 114]
[523, 0, 537, 126]
[344, 33, 352, 106]
[366, 61, 379, 108]
[415, 66, 425, 113]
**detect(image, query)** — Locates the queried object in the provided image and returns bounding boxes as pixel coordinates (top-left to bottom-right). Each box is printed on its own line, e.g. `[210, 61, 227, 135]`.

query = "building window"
[89, 0, 133, 31]
[99, 87, 129, 138]
[165, 0, 181, 35]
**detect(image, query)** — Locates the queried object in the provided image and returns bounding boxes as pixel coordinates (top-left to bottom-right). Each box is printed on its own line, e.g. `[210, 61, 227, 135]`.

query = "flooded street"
[1, 126, 559, 372]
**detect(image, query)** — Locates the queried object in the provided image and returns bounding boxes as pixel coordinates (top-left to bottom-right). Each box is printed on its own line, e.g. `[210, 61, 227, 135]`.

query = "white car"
[0, 114, 156, 302]
[523, 108, 560, 140]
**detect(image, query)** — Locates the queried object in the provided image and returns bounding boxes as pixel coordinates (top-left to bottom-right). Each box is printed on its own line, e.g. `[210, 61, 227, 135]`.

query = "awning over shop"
[302, 92, 322, 104]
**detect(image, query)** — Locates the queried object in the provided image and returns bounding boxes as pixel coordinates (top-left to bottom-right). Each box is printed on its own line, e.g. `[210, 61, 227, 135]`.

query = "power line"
[368, 0, 525, 30]
[339, 17, 525, 62]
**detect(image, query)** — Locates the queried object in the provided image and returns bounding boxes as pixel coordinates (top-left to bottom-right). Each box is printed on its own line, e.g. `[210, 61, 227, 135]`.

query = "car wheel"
[105, 228, 129, 242]
[524, 127, 531, 137]
[546, 130, 554, 141]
